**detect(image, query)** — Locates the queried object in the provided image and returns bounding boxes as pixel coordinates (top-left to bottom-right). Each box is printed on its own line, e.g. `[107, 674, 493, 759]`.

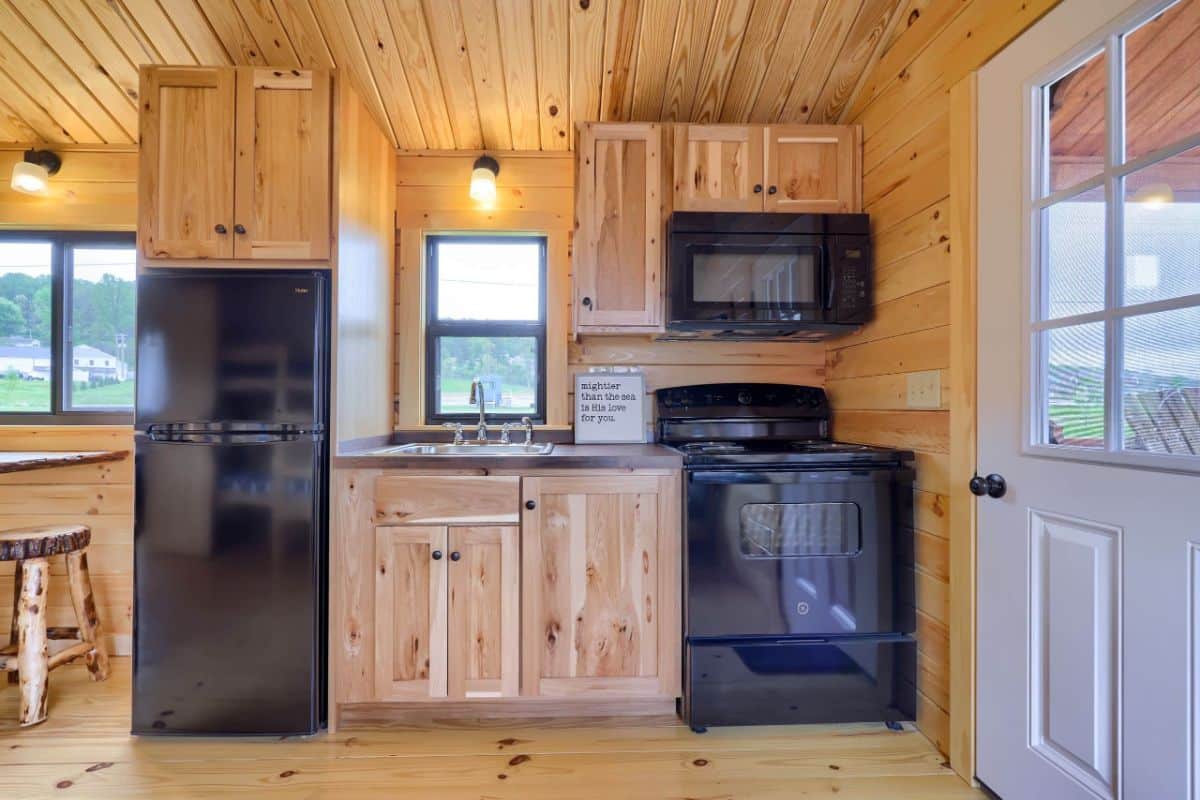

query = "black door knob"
[581, 296, 592, 308]
[969, 474, 1007, 499]
[753, 184, 763, 193]
[214, 224, 227, 234]
[234, 223, 247, 234]
[449, 551, 461, 562]
[431, 550, 442, 560]
[767, 185, 778, 195]
[525, 500, 536, 510]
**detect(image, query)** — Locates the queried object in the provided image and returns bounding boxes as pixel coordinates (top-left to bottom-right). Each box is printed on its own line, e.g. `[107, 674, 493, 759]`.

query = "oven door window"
[688, 244, 824, 312]
[738, 502, 862, 558]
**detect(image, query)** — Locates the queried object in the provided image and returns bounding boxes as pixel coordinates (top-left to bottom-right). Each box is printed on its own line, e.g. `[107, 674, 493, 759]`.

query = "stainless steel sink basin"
[378, 441, 555, 456]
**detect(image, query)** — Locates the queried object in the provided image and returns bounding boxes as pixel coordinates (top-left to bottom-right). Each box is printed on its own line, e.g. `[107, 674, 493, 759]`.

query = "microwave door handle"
[823, 243, 837, 310]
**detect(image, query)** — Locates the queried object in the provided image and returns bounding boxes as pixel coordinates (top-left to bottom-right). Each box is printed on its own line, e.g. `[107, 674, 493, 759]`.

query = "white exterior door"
[977, 0, 1200, 798]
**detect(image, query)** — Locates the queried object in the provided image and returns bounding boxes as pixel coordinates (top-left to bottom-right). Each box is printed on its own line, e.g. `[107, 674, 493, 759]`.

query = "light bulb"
[470, 166, 497, 205]
[10, 160, 49, 195]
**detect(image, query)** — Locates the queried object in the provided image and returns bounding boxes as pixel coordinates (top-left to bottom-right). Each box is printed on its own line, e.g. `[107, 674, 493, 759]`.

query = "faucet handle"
[520, 416, 534, 445]
[441, 421, 465, 445]
[499, 422, 518, 445]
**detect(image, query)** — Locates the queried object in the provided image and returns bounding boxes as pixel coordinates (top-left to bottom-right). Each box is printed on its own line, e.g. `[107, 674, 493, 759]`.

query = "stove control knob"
[737, 391, 753, 405]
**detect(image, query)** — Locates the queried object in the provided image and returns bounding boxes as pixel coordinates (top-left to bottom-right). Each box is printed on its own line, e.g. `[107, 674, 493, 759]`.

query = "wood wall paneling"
[0, 147, 136, 231]
[0, 1, 908, 151]
[0, 427, 133, 656]
[830, 0, 1062, 773]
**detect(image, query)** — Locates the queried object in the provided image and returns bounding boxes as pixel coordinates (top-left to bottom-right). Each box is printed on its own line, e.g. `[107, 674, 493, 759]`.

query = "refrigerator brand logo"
[294, 287, 309, 294]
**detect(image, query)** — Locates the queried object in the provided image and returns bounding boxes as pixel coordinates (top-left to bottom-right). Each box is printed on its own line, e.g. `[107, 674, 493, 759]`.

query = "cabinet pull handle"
[767, 185, 778, 195]
[214, 224, 227, 234]
[234, 224, 247, 234]
[525, 500, 536, 510]
[753, 184, 762, 194]
[581, 296, 592, 309]
[449, 551, 461, 562]
[431, 550, 443, 560]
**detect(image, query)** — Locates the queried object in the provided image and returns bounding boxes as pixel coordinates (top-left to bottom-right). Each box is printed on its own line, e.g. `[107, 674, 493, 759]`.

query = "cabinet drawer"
[374, 476, 520, 525]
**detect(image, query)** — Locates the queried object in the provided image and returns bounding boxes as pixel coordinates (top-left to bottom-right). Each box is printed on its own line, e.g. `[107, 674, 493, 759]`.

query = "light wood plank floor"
[0, 659, 985, 799]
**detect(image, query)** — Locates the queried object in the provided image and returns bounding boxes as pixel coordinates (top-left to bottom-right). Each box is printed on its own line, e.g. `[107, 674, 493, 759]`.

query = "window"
[425, 236, 546, 423]
[0, 232, 136, 422]
[1031, 0, 1200, 467]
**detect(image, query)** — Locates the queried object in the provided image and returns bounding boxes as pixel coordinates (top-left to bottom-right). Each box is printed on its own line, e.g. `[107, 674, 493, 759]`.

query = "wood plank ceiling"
[0, 0, 912, 150]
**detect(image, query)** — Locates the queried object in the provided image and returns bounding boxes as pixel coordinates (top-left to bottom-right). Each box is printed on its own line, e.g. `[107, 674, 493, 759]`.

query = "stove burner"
[789, 441, 874, 453]
[678, 441, 748, 454]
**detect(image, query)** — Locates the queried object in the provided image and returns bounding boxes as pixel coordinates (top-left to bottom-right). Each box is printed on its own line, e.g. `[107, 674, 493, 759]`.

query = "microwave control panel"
[833, 238, 872, 323]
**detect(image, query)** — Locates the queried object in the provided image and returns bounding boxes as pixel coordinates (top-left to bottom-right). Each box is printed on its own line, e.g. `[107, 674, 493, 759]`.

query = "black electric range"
[657, 383, 917, 731]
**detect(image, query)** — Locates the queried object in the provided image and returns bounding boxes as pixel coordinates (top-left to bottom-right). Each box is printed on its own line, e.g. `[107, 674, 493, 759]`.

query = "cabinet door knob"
[234, 223, 247, 234]
[525, 499, 536, 510]
[214, 224, 227, 234]
[449, 551, 461, 562]
[767, 185, 778, 195]
[431, 550, 443, 560]
[581, 296, 592, 309]
[753, 184, 763, 194]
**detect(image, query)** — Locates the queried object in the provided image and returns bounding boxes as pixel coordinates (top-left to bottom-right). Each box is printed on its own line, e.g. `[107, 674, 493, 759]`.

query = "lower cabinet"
[373, 524, 519, 701]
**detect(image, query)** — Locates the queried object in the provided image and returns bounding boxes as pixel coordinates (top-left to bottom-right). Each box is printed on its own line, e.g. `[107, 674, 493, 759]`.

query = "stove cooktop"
[666, 438, 912, 467]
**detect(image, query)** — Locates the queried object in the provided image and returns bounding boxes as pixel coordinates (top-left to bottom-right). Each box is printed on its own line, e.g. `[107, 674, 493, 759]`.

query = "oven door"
[684, 466, 913, 639]
[667, 233, 831, 324]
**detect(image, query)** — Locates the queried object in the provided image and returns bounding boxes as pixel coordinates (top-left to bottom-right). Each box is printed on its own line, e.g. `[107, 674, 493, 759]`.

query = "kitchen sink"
[377, 441, 555, 456]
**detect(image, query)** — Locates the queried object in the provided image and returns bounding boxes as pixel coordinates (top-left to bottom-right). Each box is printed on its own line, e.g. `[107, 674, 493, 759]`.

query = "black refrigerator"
[133, 270, 329, 736]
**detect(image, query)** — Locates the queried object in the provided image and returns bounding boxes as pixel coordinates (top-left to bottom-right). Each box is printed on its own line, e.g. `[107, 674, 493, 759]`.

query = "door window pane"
[1122, 307, 1200, 454]
[1124, 0, 1200, 162]
[434, 240, 541, 321]
[1045, 323, 1106, 447]
[1046, 50, 1107, 194]
[0, 242, 52, 412]
[66, 247, 136, 410]
[1044, 186, 1106, 319]
[433, 336, 538, 416]
[1123, 145, 1200, 305]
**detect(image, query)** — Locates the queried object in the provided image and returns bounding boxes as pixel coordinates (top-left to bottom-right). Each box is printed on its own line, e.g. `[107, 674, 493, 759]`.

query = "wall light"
[10, 149, 61, 195]
[1130, 181, 1174, 209]
[469, 154, 499, 206]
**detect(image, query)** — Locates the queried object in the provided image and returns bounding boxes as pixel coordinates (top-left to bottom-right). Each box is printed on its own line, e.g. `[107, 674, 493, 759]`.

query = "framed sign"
[574, 372, 646, 443]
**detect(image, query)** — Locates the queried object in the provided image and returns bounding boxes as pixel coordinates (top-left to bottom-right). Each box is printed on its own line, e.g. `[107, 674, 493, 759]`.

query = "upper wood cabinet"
[764, 125, 861, 213]
[138, 66, 332, 262]
[672, 125, 764, 212]
[574, 122, 663, 331]
[139, 67, 236, 260]
[672, 124, 862, 214]
[520, 474, 680, 699]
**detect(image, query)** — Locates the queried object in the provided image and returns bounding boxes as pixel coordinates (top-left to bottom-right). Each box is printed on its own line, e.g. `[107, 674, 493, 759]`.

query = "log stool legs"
[0, 525, 109, 726]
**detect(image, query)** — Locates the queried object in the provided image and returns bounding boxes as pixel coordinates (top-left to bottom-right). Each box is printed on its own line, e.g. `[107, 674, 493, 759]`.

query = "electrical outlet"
[906, 370, 942, 409]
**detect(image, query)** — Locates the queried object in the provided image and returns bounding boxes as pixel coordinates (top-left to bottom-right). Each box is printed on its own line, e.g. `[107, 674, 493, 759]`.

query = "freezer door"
[132, 434, 324, 735]
[136, 270, 328, 428]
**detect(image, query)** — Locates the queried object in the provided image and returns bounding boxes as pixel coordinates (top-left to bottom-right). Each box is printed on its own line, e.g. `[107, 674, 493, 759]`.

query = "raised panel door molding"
[1028, 509, 1121, 800]
[138, 66, 236, 260]
[234, 68, 332, 260]
[447, 526, 520, 699]
[673, 124, 764, 212]
[574, 122, 663, 331]
[374, 525, 447, 701]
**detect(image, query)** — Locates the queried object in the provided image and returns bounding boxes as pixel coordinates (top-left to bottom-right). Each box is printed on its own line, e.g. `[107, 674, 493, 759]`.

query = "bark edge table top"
[0, 450, 130, 475]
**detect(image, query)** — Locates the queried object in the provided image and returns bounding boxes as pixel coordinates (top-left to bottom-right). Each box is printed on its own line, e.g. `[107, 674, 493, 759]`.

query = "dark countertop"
[0, 450, 130, 475]
[333, 442, 682, 471]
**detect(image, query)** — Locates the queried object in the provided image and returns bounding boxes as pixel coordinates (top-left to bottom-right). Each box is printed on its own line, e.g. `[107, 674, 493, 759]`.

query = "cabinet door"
[374, 526, 447, 701]
[575, 123, 663, 330]
[139, 67, 236, 260]
[764, 125, 862, 213]
[521, 475, 679, 698]
[447, 526, 520, 699]
[234, 68, 332, 260]
[673, 125, 764, 211]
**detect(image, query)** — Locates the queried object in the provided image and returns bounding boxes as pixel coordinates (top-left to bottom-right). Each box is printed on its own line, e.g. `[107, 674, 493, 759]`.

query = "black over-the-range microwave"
[665, 211, 872, 340]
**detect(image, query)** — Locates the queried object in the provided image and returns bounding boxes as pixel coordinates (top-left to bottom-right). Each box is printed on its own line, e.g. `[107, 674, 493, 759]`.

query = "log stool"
[0, 525, 109, 726]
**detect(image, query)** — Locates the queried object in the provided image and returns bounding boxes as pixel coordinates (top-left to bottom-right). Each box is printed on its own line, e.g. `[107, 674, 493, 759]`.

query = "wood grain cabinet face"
[138, 67, 236, 260]
[764, 125, 862, 213]
[447, 526, 520, 699]
[234, 68, 331, 260]
[520, 475, 680, 698]
[374, 525, 447, 701]
[673, 125, 764, 212]
[574, 123, 663, 331]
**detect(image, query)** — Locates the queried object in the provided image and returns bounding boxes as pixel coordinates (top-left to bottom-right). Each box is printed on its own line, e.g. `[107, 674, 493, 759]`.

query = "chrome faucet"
[468, 377, 488, 441]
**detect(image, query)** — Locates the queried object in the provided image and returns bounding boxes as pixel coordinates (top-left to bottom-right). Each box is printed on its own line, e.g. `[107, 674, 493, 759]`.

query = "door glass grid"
[1032, 0, 1200, 464]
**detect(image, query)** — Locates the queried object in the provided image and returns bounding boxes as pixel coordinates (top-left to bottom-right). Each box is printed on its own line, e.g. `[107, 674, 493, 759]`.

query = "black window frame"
[0, 230, 136, 425]
[424, 234, 548, 425]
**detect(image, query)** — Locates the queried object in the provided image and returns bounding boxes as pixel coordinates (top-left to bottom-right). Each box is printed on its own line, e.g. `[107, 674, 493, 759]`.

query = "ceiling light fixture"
[1130, 181, 1174, 209]
[469, 154, 500, 206]
[10, 149, 61, 195]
